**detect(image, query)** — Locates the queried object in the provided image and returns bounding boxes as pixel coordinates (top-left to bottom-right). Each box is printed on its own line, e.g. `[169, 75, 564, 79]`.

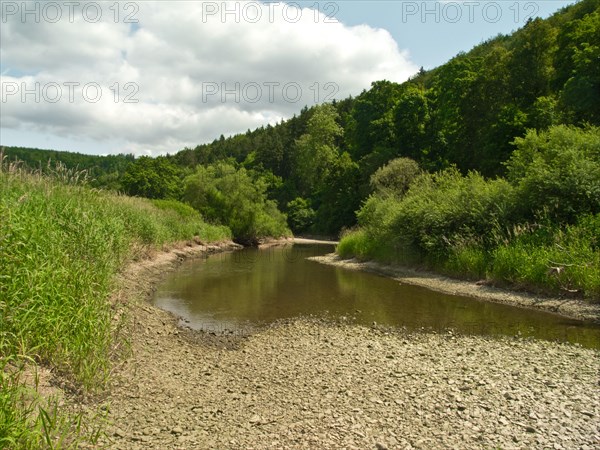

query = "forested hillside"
[1, 146, 135, 191]
[3, 0, 599, 241]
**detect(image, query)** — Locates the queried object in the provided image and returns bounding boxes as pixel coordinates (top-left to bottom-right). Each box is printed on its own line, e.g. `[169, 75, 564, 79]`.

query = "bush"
[384, 169, 515, 260]
[337, 229, 375, 260]
[286, 197, 316, 233]
[490, 216, 600, 299]
[506, 125, 600, 223]
[121, 156, 183, 200]
[445, 244, 490, 280]
[339, 126, 600, 300]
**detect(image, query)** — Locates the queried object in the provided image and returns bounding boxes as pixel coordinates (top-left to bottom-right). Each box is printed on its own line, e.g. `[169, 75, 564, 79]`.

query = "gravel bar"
[100, 312, 599, 449]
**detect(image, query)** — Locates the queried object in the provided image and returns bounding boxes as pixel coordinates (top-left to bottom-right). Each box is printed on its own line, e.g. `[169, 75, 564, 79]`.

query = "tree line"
[3, 0, 599, 244]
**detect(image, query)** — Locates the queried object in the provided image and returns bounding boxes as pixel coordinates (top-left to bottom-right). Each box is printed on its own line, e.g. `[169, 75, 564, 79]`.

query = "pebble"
[90, 313, 599, 450]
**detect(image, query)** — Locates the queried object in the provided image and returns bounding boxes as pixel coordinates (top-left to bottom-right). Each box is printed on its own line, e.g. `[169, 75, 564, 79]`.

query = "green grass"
[336, 229, 371, 260]
[443, 245, 490, 281]
[336, 228, 421, 266]
[0, 160, 230, 448]
[339, 219, 600, 301]
[489, 219, 600, 298]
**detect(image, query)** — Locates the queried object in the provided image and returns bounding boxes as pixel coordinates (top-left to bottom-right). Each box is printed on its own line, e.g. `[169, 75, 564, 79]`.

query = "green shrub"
[490, 216, 600, 299]
[445, 244, 490, 280]
[371, 169, 515, 260]
[286, 197, 316, 233]
[337, 229, 373, 260]
[340, 126, 600, 300]
[506, 125, 600, 223]
[369, 157, 421, 198]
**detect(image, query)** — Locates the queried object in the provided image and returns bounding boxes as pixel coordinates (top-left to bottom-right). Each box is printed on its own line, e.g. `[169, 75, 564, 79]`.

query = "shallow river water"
[153, 243, 600, 349]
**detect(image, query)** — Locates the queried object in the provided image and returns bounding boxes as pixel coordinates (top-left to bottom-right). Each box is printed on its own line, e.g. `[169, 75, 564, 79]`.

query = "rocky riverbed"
[100, 313, 599, 449]
[72, 242, 599, 449]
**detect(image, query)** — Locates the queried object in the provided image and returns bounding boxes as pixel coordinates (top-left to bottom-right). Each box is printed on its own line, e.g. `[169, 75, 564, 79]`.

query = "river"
[153, 243, 600, 349]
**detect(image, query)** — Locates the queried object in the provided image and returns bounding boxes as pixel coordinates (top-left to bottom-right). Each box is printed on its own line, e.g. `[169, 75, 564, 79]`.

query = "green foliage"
[555, 9, 600, 123]
[5, 1, 600, 237]
[336, 229, 373, 260]
[0, 162, 229, 447]
[183, 162, 290, 243]
[341, 125, 600, 299]
[509, 18, 557, 106]
[444, 245, 490, 280]
[121, 156, 182, 199]
[293, 103, 343, 196]
[359, 169, 515, 260]
[347, 80, 403, 160]
[506, 125, 600, 223]
[312, 151, 361, 235]
[370, 157, 421, 198]
[393, 85, 430, 162]
[0, 146, 134, 191]
[490, 217, 600, 298]
[528, 95, 560, 130]
[286, 198, 316, 233]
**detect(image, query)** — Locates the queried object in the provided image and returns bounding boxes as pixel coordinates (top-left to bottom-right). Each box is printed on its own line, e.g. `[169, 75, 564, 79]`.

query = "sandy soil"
[309, 254, 600, 324]
[64, 241, 600, 449]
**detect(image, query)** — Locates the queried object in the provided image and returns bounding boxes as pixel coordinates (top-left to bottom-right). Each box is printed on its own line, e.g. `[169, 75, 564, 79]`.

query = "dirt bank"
[309, 253, 600, 324]
[69, 241, 600, 449]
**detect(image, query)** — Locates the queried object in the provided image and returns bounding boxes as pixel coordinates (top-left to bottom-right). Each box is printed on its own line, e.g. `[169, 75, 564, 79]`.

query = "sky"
[0, 0, 575, 157]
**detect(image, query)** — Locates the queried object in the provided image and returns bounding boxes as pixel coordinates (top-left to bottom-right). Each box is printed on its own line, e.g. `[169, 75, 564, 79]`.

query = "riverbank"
[0, 166, 233, 447]
[71, 242, 599, 449]
[310, 253, 600, 324]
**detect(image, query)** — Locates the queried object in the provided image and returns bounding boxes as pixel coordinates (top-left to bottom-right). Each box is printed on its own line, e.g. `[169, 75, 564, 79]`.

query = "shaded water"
[153, 244, 600, 349]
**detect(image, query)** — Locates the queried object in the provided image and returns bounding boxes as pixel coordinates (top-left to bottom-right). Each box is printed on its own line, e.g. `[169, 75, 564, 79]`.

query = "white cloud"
[0, 1, 417, 156]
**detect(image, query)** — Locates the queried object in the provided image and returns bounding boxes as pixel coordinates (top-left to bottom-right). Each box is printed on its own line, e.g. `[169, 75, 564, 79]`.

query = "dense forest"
[3, 0, 599, 294]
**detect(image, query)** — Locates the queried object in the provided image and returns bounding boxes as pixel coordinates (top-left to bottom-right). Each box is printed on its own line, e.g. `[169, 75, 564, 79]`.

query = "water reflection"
[153, 244, 600, 349]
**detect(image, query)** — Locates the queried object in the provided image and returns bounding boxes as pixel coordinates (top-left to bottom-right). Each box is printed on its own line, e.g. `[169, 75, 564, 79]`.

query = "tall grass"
[0, 157, 230, 448]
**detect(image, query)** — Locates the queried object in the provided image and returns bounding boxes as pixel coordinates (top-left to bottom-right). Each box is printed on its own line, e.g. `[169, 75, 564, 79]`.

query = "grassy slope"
[0, 163, 230, 448]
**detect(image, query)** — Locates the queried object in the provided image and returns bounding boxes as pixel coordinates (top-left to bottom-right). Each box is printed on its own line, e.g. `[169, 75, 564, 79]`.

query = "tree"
[121, 156, 181, 199]
[292, 103, 343, 196]
[392, 85, 430, 162]
[313, 151, 360, 234]
[346, 80, 403, 160]
[183, 162, 290, 243]
[506, 125, 600, 223]
[286, 197, 316, 233]
[556, 11, 600, 123]
[509, 18, 557, 106]
[370, 157, 421, 198]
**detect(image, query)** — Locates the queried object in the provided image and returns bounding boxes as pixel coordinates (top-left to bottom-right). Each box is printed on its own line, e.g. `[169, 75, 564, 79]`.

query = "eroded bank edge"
[309, 254, 600, 324]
